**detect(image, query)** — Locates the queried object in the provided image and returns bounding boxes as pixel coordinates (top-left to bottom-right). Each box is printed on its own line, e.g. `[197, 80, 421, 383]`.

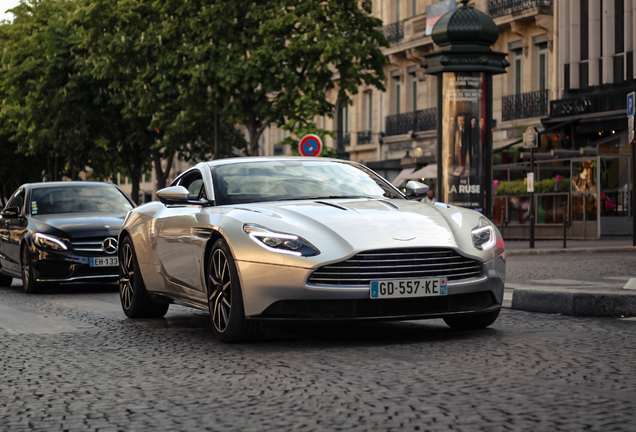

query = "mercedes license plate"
[90, 257, 119, 267]
[370, 278, 447, 299]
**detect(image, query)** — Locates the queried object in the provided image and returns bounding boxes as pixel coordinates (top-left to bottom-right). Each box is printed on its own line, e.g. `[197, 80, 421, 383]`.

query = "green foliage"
[0, 0, 387, 202]
[495, 178, 571, 195]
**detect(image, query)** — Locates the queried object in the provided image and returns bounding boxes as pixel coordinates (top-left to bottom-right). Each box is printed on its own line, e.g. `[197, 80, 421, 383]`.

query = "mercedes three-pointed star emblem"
[102, 237, 118, 254]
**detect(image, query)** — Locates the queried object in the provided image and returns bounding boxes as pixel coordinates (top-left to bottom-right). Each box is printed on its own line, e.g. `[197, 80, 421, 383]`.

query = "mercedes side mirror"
[405, 181, 429, 198]
[1, 206, 20, 217]
[157, 186, 190, 204]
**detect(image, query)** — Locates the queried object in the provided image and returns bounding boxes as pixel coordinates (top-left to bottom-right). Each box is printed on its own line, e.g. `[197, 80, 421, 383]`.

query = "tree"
[72, 0, 247, 195]
[0, 0, 143, 207]
[215, 0, 389, 155]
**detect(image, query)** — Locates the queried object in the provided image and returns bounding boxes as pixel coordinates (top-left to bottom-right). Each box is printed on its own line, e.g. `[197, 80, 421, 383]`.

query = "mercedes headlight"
[243, 224, 320, 257]
[471, 218, 497, 251]
[34, 233, 68, 251]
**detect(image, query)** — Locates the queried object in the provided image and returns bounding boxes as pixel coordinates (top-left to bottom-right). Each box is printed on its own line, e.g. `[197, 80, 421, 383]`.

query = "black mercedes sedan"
[0, 182, 135, 293]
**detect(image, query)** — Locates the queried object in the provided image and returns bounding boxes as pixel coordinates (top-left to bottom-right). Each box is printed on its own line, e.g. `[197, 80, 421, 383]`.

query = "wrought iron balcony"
[337, 132, 350, 149]
[502, 90, 549, 122]
[274, 144, 285, 155]
[382, 21, 404, 45]
[357, 130, 373, 145]
[385, 108, 438, 136]
[488, 0, 552, 18]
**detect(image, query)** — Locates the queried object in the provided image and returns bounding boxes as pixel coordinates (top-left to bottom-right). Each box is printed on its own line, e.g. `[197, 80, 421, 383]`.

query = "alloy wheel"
[209, 249, 232, 333]
[120, 243, 135, 310]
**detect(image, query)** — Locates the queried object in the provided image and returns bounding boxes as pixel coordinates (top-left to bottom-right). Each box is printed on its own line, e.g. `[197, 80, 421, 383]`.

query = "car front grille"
[70, 237, 116, 257]
[308, 248, 483, 286]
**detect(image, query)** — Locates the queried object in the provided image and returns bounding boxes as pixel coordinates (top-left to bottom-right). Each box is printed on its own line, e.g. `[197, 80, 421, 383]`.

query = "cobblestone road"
[1, 253, 635, 432]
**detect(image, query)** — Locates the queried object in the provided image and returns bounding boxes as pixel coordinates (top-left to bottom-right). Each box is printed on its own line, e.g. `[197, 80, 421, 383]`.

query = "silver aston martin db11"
[119, 157, 505, 342]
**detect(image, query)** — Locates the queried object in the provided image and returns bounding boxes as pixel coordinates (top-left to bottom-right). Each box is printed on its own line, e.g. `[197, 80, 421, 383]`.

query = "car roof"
[203, 156, 352, 168]
[24, 181, 118, 189]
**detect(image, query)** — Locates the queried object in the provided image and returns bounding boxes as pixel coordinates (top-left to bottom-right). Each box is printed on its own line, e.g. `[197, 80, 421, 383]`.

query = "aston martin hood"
[241, 198, 460, 252]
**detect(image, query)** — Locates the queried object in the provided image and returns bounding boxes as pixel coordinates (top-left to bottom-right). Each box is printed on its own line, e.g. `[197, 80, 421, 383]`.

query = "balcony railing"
[502, 90, 549, 122]
[488, 0, 552, 18]
[357, 130, 373, 145]
[337, 132, 350, 149]
[382, 21, 404, 45]
[385, 108, 438, 136]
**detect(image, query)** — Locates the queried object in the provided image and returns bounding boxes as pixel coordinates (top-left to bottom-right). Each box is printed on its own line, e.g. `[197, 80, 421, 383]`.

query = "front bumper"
[32, 248, 118, 283]
[236, 254, 505, 320]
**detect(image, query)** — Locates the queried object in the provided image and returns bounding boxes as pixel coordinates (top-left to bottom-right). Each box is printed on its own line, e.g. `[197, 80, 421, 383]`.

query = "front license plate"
[370, 278, 447, 299]
[90, 257, 119, 267]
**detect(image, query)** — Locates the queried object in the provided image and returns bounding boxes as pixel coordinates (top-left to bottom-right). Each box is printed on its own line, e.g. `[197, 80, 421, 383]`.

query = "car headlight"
[471, 218, 497, 251]
[243, 224, 320, 257]
[34, 233, 68, 251]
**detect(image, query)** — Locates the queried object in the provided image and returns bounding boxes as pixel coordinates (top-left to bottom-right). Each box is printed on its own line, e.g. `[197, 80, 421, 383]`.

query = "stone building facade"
[260, 0, 556, 185]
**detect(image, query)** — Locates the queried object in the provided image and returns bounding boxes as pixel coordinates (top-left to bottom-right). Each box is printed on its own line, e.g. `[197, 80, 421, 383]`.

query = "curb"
[510, 288, 636, 317]
[506, 247, 636, 256]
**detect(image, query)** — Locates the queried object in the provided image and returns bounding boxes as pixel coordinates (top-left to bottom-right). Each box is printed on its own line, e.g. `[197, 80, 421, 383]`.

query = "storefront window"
[537, 194, 568, 224]
[600, 157, 630, 217]
[572, 194, 597, 221]
[508, 196, 530, 225]
[572, 160, 597, 191]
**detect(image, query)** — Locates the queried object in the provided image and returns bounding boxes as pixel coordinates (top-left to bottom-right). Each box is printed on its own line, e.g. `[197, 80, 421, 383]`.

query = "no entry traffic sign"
[298, 134, 323, 157]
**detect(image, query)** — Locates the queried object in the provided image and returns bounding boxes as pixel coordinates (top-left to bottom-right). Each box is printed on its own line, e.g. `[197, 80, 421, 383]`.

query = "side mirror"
[157, 186, 190, 203]
[1, 206, 20, 217]
[405, 181, 429, 198]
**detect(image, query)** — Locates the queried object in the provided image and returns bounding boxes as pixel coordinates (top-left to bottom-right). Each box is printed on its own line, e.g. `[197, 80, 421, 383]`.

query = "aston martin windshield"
[212, 160, 404, 205]
[30, 185, 134, 215]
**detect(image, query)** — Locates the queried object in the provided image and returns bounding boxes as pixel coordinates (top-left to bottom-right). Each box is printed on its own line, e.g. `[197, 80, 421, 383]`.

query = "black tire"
[21, 245, 44, 294]
[443, 309, 500, 330]
[207, 239, 260, 343]
[0, 273, 12, 287]
[119, 237, 169, 318]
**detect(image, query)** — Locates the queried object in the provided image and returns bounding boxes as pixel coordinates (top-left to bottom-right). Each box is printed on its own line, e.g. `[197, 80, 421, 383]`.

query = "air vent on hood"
[314, 201, 348, 211]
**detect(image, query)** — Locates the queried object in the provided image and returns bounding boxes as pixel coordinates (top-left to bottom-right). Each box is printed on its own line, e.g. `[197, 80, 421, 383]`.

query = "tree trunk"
[0, 177, 6, 207]
[153, 148, 176, 193]
[248, 122, 268, 156]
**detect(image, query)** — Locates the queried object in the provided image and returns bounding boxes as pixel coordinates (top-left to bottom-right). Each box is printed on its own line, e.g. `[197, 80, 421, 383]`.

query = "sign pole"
[530, 147, 535, 249]
[626, 92, 635, 246]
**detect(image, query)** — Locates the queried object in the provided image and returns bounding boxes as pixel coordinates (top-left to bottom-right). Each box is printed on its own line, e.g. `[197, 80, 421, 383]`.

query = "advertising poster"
[426, 0, 456, 35]
[441, 72, 486, 210]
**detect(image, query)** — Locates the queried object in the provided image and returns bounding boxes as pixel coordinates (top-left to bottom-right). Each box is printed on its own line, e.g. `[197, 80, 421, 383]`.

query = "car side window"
[6, 188, 25, 214]
[178, 171, 204, 201]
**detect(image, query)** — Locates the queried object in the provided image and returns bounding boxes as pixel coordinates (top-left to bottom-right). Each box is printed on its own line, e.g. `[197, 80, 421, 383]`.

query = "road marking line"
[623, 278, 636, 290]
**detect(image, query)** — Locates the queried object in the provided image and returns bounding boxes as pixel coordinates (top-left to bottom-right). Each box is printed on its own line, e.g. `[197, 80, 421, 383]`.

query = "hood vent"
[314, 201, 348, 211]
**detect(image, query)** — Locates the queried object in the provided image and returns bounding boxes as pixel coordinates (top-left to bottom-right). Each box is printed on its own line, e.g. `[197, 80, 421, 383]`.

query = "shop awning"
[391, 164, 437, 186]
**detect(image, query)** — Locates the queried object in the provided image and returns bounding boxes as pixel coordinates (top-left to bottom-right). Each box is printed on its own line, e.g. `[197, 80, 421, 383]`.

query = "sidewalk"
[505, 237, 636, 256]
[503, 237, 636, 317]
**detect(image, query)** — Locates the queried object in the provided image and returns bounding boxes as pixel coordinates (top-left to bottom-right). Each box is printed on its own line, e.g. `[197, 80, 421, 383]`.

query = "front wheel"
[443, 309, 500, 330]
[207, 239, 260, 343]
[119, 237, 169, 318]
[21, 245, 43, 294]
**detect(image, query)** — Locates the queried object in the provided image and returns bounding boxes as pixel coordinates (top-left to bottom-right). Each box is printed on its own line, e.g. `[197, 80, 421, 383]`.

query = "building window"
[537, 43, 548, 91]
[513, 49, 523, 94]
[394, 0, 400, 22]
[394, 75, 401, 114]
[411, 74, 418, 112]
[365, 91, 373, 131]
[411, 0, 417, 16]
[615, 0, 624, 55]
[580, 0, 589, 61]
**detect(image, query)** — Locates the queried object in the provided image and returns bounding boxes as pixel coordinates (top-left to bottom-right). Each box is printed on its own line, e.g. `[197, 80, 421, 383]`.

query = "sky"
[0, 0, 20, 22]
